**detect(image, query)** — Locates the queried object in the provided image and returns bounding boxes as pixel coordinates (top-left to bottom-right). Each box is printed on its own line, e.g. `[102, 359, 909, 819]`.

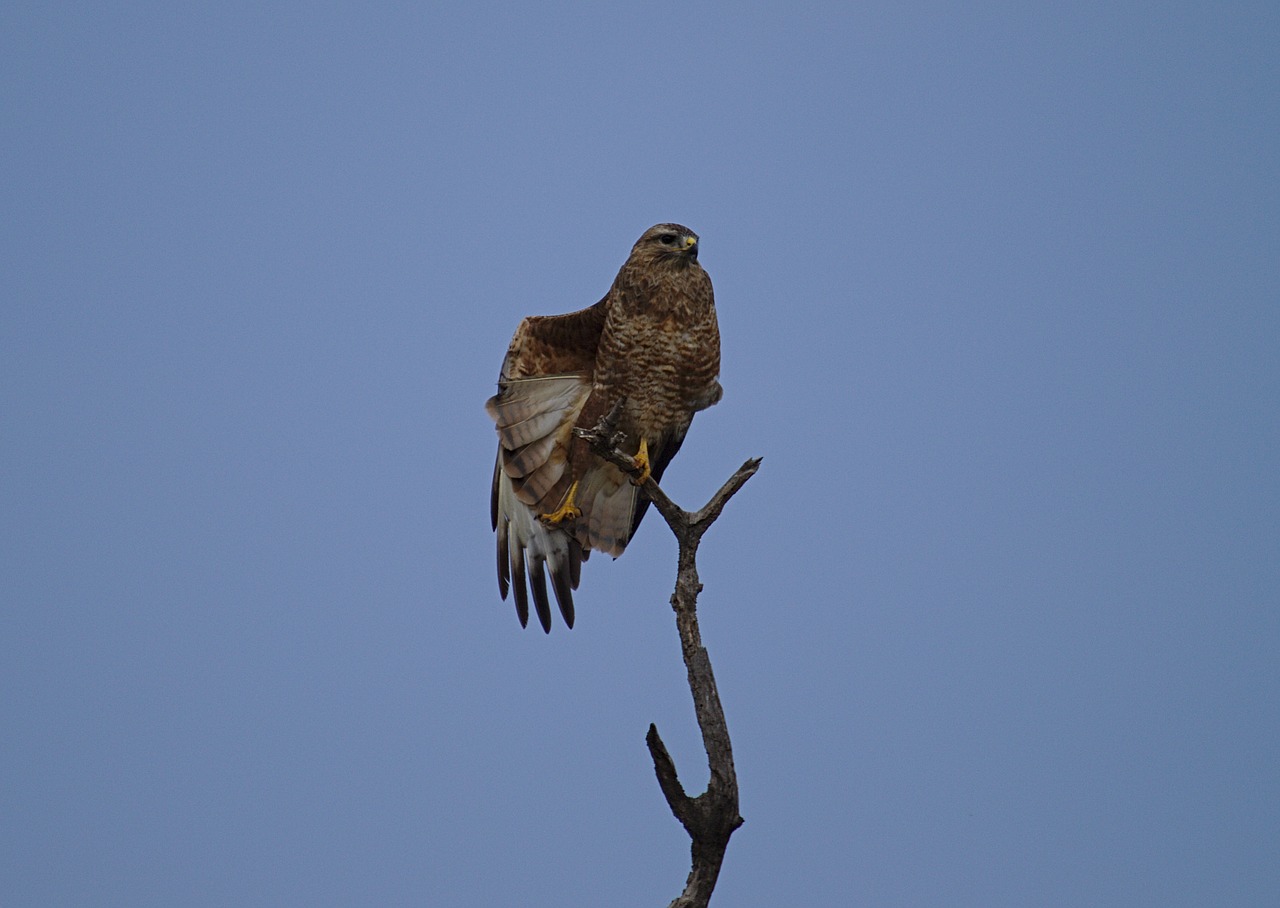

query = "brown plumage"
[486, 223, 722, 632]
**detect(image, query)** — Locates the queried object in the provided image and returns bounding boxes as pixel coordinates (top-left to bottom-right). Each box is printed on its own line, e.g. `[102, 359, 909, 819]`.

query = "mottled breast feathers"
[486, 223, 722, 632]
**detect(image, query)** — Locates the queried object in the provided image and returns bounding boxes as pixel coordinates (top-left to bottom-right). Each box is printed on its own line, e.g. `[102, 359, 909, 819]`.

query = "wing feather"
[498, 302, 607, 381]
[510, 527, 530, 629]
[487, 305, 605, 632]
[491, 376, 591, 448]
[501, 431, 559, 479]
[528, 558, 552, 633]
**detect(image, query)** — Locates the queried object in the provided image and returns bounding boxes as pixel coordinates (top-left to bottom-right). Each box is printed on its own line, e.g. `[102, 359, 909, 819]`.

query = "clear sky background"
[3, 3, 1277, 906]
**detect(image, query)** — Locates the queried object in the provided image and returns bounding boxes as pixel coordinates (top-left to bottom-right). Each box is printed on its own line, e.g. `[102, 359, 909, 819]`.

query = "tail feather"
[575, 463, 637, 558]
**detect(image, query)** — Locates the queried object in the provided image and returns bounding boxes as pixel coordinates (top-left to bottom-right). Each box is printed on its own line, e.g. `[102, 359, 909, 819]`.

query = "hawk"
[487, 223, 722, 632]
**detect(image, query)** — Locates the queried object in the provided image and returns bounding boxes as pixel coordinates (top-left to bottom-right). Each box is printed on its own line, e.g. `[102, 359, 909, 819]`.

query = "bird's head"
[632, 223, 700, 268]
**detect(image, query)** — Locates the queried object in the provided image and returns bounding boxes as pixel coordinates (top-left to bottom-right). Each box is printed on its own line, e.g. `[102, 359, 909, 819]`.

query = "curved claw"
[631, 437, 652, 486]
[539, 480, 581, 526]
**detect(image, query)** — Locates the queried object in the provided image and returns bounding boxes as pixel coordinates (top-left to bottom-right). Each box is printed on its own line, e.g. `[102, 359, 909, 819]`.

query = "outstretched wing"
[487, 303, 606, 631]
[489, 374, 591, 631]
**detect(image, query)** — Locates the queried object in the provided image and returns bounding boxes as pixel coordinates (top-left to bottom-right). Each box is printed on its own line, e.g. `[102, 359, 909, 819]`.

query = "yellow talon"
[539, 480, 581, 526]
[631, 437, 652, 486]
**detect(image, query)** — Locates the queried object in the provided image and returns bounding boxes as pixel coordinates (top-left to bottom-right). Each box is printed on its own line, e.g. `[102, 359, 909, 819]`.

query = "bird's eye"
[658, 234, 677, 245]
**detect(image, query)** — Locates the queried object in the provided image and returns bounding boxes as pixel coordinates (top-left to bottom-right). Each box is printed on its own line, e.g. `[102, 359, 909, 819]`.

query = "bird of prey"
[487, 223, 722, 632]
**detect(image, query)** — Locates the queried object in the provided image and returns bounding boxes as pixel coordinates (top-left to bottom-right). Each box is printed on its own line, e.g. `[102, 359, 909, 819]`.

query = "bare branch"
[691, 459, 762, 530]
[577, 409, 758, 908]
[646, 723, 694, 829]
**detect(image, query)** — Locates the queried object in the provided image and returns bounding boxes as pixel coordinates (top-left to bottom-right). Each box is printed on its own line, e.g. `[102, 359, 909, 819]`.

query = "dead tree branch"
[577, 403, 759, 908]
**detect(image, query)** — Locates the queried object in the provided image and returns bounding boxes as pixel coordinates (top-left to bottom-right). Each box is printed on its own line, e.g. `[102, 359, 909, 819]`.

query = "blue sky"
[3, 3, 1278, 905]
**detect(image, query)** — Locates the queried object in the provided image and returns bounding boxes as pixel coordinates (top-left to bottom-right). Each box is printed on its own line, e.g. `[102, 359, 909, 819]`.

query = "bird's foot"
[630, 438, 652, 486]
[539, 481, 581, 526]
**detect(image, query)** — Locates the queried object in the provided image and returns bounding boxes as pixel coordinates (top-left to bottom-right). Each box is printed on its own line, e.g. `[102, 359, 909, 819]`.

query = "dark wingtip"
[496, 521, 510, 600]
[551, 567, 575, 630]
[529, 559, 553, 633]
[512, 546, 529, 628]
[490, 456, 502, 531]
[568, 538, 583, 589]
